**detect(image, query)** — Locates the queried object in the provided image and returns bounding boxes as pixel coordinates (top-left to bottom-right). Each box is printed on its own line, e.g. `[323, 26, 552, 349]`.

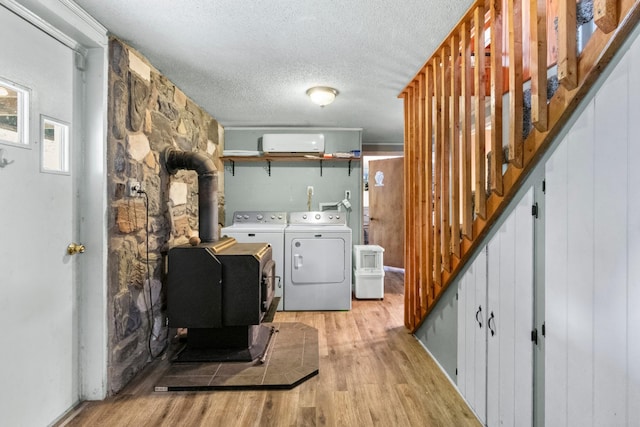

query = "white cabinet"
[458, 186, 535, 427]
[486, 187, 534, 427]
[457, 248, 488, 423]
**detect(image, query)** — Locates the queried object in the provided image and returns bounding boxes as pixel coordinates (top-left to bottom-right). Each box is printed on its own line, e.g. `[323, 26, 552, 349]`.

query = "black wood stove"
[163, 148, 276, 362]
[167, 238, 275, 362]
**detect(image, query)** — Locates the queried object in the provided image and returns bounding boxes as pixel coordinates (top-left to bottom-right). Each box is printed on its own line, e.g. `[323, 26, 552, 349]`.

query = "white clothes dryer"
[284, 211, 352, 311]
[221, 211, 287, 310]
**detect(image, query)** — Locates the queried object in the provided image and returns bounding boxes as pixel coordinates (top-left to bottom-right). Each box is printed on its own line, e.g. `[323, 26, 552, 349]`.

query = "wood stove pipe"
[163, 147, 218, 242]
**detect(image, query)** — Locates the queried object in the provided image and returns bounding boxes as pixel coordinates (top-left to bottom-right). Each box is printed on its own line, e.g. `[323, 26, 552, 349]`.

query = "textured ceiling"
[73, 0, 474, 146]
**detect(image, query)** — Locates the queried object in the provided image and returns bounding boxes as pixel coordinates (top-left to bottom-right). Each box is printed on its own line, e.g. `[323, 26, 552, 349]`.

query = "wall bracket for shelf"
[348, 159, 352, 176]
[229, 160, 235, 176]
[266, 159, 272, 176]
[319, 160, 323, 177]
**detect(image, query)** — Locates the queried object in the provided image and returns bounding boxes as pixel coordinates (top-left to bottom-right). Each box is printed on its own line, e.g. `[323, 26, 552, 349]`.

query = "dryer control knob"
[257, 214, 264, 220]
[236, 214, 242, 219]
[270, 215, 276, 219]
[243, 215, 249, 219]
[329, 215, 333, 219]
[336, 215, 341, 219]
[302, 214, 307, 219]
[315, 214, 321, 220]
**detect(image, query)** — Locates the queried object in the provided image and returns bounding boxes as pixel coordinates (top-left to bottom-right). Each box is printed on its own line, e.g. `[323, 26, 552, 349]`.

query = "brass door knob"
[67, 243, 86, 255]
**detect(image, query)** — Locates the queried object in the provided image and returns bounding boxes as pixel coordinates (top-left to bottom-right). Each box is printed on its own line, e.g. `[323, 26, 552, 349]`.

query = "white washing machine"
[221, 211, 287, 310]
[284, 211, 352, 311]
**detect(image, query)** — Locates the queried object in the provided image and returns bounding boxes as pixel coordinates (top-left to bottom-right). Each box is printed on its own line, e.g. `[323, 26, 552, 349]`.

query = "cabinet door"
[457, 249, 487, 424]
[487, 187, 534, 427]
[472, 249, 487, 423]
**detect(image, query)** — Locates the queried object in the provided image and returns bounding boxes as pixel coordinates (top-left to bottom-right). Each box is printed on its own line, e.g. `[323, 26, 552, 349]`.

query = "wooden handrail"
[400, 0, 640, 332]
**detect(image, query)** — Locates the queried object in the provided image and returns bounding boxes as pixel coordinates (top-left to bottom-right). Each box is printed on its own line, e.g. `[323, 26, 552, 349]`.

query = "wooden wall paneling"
[558, 0, 578, 89]
[441, 47, 452, 273]
[407, 84, 415, 322]
[402, 91, 412, 328]
[508, 0, 524, 168]
[425, 65, 435, 305]
[544, 140, 569, 427]
[433, 56, 443, 289]
[490, 0, 505, 195]
[628, 33, 640, 424]
[531, 0, 549, 131]
[546, 0, 559, 65]
[592, 55, 628, 426]
[461, 21, 474, 240]
[451, 34, 462, 259]
[403, 89, 410, 327]
[566, 102, 595, 425]
[594, 0, 618, 33]
[411, 83, 422, 322]
[417, 73, 427, 316]
[411, 86, 417, 326]
[474, 5, 487, 219]
[521, 0, 532, 81]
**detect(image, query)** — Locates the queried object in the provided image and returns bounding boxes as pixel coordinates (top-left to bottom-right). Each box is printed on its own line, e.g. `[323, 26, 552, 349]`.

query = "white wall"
[544, 25, 640, 427]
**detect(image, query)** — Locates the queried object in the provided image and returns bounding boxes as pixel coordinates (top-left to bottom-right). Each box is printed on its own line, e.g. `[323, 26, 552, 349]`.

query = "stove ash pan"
[167, 240, 274, 329]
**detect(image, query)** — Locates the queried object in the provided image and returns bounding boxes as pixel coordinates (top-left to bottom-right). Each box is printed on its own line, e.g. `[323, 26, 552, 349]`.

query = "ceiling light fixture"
[306, 86, 338, 107]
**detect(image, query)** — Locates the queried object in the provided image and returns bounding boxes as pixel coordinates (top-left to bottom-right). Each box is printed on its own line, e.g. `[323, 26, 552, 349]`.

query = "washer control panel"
[232, 211, 287, 224]
[288, 211, 347, 225]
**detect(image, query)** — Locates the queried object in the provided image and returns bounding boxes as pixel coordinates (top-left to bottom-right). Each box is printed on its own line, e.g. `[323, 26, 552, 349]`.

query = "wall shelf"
[222, 155, 360, 177]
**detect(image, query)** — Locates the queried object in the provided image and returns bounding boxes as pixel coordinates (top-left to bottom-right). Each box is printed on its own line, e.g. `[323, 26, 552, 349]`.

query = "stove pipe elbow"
[163, 147, 218, 242]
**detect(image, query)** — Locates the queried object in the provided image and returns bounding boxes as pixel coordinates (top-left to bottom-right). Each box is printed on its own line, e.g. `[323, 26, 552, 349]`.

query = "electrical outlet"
[345, 190, 351, 200]
[307, 186, 314, 196]
[128, 180, 142, 197]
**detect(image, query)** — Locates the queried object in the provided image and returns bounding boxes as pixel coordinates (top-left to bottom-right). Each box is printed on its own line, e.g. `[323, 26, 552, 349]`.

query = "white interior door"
[0, 6, 79, 425]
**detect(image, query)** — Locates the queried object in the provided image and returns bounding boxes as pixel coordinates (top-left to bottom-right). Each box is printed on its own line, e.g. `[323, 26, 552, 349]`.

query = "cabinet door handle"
[475, 306, 483, 328]
[488, 311, 496, 336]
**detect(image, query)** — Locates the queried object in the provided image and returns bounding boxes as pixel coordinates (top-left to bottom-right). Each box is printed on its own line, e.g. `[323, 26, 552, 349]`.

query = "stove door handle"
[293, 254, 303, 269]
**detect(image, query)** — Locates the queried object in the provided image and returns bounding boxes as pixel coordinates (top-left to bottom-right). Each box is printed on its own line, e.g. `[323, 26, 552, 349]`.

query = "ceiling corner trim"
[57, 0, 108, 45]
[0, 0, 107, 53]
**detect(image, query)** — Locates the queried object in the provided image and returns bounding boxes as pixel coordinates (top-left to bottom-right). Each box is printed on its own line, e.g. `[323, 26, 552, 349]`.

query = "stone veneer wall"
[107, 38, 224, 393]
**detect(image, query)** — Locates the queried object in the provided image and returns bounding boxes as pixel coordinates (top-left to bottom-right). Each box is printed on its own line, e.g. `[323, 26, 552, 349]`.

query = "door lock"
[67, 243, 86, 255]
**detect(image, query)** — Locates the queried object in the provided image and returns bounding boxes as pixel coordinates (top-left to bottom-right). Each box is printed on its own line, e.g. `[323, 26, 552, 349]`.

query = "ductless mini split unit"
[262, 133, 325, 155]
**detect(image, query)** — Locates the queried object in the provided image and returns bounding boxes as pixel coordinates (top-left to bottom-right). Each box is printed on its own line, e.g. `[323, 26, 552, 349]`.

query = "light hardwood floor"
[58, 269, 479, 426]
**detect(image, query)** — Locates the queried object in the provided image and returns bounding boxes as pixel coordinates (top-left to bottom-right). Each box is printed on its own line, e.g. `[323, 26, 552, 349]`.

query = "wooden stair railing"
[400, 0, 640, 332]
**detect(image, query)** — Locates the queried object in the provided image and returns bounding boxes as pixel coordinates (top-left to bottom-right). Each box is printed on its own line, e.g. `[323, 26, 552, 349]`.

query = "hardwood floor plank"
[296, 406, 317, 427]
[57, 270, 480, 427]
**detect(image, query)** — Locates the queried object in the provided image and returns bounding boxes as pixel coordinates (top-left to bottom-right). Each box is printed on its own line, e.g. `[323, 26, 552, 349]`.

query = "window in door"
[0, 78, 29, 146]
[41, 116, 70, 174]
